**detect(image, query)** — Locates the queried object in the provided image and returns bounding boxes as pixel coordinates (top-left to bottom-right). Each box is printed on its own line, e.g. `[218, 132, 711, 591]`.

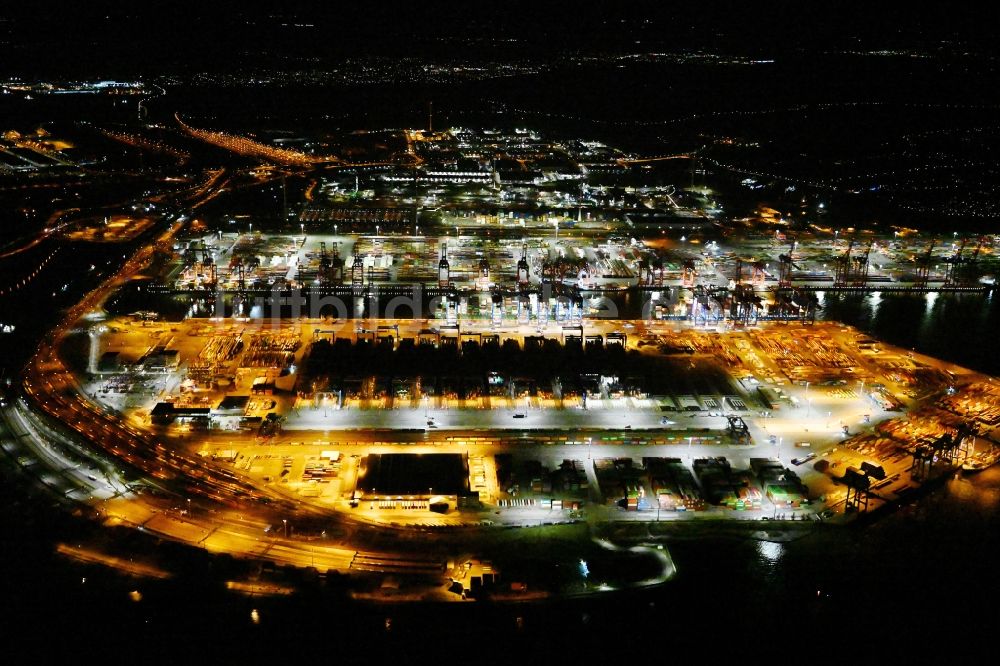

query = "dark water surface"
[822, 289, 1000, 374]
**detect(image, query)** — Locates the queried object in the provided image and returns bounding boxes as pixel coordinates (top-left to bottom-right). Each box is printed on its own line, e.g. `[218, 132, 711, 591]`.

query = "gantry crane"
[850, 240, 873, 287]
[945, 238, 967, 286]
[791, 289, 819, 323]
[731, 282, 761, 326]
[913, 239, 935, 289]
[960, 236, 987, 286]
[751, 259, 767, 287]
[438, 242, 450, 289]
[318, 241, 332, 286]
[681, 258, 697, 287]
[653, 257, 666, 287]
[833, 237, 855, 287]
[517, 243, 530, 290]
[777, 240, 798, 289]
[638, 259, 651, 286]
[735, 257, 766, 287]
[351, 246, 365, 289]
[230, 255, 246, 292]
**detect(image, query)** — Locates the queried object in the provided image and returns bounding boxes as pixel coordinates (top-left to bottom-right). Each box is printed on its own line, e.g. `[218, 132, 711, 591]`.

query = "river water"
[821, 289, 1000, 374]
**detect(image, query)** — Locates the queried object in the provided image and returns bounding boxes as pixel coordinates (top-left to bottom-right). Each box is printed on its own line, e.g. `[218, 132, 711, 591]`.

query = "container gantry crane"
[850, 240, 873, 287]
[833, 238, 854, 287]
[913, 239, 935, 289]
[777, 240, 798, 289]
[944, 238, 967, 286]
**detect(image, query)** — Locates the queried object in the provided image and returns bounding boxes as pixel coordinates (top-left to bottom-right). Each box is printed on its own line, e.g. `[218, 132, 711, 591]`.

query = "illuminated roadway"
[2, 399, 440, 574]
[8, 181, 452, 575]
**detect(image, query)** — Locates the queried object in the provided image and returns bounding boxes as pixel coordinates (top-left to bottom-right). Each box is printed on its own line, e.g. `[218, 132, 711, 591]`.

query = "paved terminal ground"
[68, 314, 1000, 527]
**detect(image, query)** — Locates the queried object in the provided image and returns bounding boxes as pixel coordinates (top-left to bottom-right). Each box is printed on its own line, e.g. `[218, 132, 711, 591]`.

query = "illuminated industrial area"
[2, 3, 999, 659]
[7, 115, 1000, 596]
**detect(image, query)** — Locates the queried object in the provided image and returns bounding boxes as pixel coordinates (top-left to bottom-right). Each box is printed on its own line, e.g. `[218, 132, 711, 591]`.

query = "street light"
[282, 518, 288, 538]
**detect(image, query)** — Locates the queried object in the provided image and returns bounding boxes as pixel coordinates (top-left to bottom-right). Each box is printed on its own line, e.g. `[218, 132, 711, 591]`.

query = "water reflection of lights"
[924, 291, 937, 311]
[757, 540, 783, 562]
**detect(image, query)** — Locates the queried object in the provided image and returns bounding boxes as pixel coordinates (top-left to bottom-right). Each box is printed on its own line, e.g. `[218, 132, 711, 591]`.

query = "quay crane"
[731, 284, 761, 325]
[438, 242, 450, 289]
[351, 246, 364, 289]
[230, 255, 246, 292]
[317, 241, 343, 286]
[777, 240, 798, 289]
[653, 257, 665, 287]
[944, 238, 967, 286]
[734, 256, 767, 288]
[913, 240, 935, 289]
[516, 243, 530, 291]
[730, 258, 761, 325]
[318, 241, 332, 286]
[833, 238, 855, 287]
[681, 258, 697, 287]
[850, 240, 873, 287]
[959, 237, 987, 286]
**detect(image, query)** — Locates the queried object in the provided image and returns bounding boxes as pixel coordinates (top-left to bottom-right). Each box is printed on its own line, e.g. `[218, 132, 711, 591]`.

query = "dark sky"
[1, 2, 997, 77]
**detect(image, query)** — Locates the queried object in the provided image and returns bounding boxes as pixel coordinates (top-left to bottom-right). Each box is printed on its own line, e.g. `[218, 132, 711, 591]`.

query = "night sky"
[2, 2, 997, 76]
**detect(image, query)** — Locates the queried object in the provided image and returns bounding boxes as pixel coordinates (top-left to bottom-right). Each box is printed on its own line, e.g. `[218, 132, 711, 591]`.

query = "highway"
[0, 207, 79, 259]
[3, 396, 445, 575]
[6, 183, 457, 576]
[16, 174, 317, 509]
